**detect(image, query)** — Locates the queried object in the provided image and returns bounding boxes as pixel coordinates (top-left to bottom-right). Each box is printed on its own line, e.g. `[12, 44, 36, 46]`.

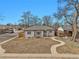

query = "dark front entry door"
[43, 31, 47, 37]
[34, 31, 41, 38]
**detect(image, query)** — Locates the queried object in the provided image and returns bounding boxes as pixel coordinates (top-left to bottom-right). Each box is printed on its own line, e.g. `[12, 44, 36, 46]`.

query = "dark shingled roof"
[25, 26, 53, 31]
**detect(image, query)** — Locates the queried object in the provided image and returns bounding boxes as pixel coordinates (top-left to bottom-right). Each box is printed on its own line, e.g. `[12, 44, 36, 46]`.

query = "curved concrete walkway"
[50, 37, 79, 58]
[51, 37, 65, 54]
[0, 36, 17, 54]
[0, 31, 22, 54]
[0, 45, 5, 54]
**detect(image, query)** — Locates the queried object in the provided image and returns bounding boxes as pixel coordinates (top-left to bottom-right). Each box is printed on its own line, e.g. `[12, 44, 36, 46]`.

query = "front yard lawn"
[2, 37, 59, 54]
[57, 37, 79, 54]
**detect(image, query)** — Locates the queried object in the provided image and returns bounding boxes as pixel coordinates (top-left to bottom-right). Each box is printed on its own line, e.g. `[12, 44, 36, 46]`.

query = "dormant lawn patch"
[2, 37, 59, 54]
[56, 37, 79, 54]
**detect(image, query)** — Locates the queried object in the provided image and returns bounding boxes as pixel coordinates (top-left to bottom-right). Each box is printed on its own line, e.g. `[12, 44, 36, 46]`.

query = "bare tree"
[53, 11, 62, 25]
[31, 16, 41, 26]
[42, 16, 52, 26]
[58, 0, 79, 41]
[20, 11, 32, 28]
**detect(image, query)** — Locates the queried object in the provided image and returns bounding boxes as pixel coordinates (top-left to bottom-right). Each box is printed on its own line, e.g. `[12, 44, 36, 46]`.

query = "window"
[27, 31, 31, 34]
[37, 32, 41, 35]
[49, 30, 52, 33]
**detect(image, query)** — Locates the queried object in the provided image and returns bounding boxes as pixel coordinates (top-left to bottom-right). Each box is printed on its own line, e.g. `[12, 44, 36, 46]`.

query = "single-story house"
[25, 26, 55, 38]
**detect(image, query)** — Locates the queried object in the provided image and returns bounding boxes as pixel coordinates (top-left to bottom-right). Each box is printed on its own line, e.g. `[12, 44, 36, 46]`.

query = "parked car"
[6, 29, 14, 33]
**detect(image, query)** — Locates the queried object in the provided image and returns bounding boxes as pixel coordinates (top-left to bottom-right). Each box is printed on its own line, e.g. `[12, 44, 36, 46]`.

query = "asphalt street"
[0, 33, 16, 43]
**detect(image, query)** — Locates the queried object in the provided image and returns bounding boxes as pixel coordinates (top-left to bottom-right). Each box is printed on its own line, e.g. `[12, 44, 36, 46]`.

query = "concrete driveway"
[0, 33, 16, 43]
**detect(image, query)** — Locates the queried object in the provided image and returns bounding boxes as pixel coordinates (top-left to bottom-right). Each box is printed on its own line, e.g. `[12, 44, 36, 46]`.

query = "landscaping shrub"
[18, 32, 24, 38]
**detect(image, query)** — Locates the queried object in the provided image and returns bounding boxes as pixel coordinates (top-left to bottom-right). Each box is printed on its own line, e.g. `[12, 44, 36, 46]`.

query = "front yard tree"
[42, 16, 52, 26]
[53, 11, 62, 25]
[21, 11, 32, 28]
[31, 16, 41, 26]
[58, 0, 79, 42]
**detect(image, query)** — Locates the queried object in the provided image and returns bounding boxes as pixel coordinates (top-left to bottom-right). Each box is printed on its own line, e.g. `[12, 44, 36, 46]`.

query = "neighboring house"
[0, 25, 22, 34]
[57, 27, 64, 37]
[25, 26, 55, 38]
[57, 25, 72, 37]
[64, 25, 72, 36]
[0, 25, 8, 34]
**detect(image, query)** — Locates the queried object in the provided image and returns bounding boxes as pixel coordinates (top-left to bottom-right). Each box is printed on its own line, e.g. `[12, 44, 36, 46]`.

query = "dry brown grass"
[2, 37, 59, 54]
[57, 37, 79, 54]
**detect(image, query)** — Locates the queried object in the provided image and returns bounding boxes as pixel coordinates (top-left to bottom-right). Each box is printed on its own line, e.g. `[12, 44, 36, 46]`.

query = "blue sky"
[0, 0, 58, 24]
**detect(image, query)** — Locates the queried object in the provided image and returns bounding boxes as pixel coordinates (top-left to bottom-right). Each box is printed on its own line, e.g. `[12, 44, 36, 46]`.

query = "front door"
[43, 31, 47, 37]
[34, 31, 41, 38]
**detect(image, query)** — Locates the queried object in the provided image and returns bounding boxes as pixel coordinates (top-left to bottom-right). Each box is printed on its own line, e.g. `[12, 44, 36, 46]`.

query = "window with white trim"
[27, 31, 31, 34]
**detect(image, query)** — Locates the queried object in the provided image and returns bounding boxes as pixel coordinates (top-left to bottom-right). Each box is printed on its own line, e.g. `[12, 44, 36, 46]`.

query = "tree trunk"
[71, 13, 78, 42]
[72, 26, 77, 42]
[28, 17, 29, 27]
